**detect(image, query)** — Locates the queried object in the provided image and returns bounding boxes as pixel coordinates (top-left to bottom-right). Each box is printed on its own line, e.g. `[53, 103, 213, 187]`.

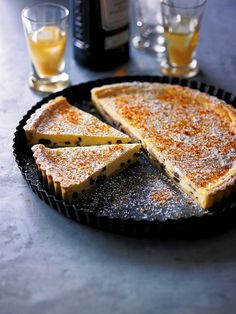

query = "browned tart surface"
[24, 96, 130, 146]
[91, 82, 236, 208]
[32, 143, 141, 202]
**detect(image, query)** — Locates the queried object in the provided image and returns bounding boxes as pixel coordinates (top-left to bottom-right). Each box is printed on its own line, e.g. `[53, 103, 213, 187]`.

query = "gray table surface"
[1, 0, 236, 313]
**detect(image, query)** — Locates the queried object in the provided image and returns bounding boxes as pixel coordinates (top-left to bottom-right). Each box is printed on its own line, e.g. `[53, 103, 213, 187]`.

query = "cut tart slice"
[24, 96, 131, 147]
[32, 143, 141, 203]
[91, 82, 236, 209]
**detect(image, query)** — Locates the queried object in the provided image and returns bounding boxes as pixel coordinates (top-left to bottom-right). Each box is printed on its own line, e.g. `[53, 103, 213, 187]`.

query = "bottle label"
[104, 29, 129, 49]
[100, 0, 129, 31]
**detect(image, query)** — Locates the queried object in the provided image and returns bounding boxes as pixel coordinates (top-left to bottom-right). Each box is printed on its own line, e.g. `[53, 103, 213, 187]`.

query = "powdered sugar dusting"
[27, 96, 129, 139]
[77, 156, 204, 221]
[32, 144, 139, 188]
[96, 82, 236, 189]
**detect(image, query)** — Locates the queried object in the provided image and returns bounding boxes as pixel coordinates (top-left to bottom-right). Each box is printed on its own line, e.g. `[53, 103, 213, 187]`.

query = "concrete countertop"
[0, 0, 236, 313]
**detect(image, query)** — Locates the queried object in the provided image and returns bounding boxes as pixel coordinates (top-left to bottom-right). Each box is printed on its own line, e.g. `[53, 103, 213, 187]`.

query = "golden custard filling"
[32, 143, 141, 203]
[24, 96, 131, 147]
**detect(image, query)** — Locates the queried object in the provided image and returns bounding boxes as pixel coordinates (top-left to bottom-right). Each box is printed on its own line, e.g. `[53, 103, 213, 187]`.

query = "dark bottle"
[73, 0, 129, 70]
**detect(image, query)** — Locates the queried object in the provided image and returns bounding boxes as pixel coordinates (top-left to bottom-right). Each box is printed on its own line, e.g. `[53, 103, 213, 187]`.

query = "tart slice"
[91, 82, 236, 209]
[24, 96, 131, 147]
[32, 143, 141, 203]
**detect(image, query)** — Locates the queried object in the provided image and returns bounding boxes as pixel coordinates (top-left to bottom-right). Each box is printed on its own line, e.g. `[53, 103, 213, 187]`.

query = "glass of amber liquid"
[160, 0, 206, 78]
[22, 3, 69, 93]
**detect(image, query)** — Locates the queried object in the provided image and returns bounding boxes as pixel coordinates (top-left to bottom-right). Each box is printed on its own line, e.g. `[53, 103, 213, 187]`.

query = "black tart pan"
[13, 76, 236, 237]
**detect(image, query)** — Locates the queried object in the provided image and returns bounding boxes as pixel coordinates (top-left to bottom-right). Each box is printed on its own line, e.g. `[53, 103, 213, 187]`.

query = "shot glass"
[22, 3, 69, 93]
[160, 0, 206, 78]
[132, 0, 166, 56]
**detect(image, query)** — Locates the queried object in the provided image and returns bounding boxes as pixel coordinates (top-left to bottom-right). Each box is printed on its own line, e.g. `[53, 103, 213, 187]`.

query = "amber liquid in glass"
[164, 29, 199, 67]
[163, 16, 199, 71]
[27, 26, 66, 77]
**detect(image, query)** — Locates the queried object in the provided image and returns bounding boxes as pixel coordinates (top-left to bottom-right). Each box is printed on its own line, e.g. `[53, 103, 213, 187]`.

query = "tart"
[91, 82, 236, 209]
[32, 143, 141, 203]
[24, 96, 131, 147]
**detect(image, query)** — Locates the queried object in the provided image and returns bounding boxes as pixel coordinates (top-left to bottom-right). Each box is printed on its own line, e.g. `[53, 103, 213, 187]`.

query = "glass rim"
[161, 0, 207, 10]
[21, 2, 69, 24]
